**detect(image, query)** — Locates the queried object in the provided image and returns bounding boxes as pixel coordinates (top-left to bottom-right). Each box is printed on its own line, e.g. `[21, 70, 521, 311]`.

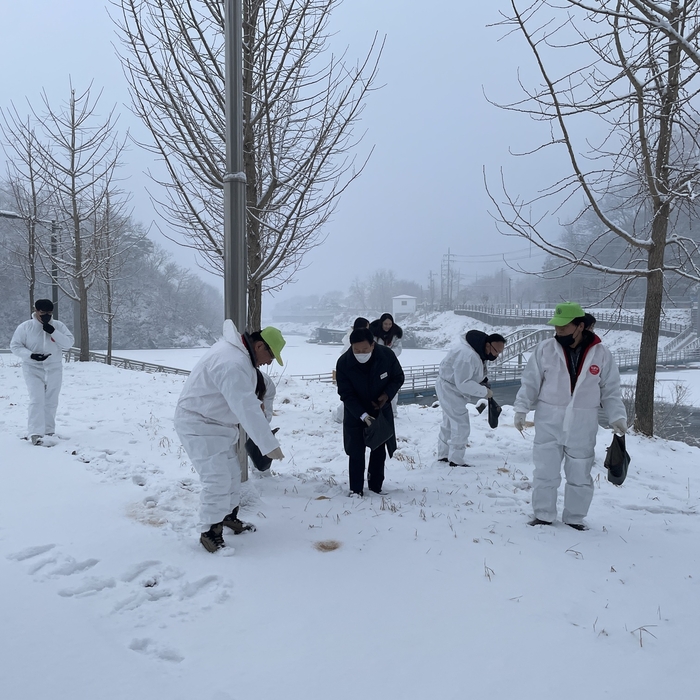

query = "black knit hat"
[35, 299, 54, 312]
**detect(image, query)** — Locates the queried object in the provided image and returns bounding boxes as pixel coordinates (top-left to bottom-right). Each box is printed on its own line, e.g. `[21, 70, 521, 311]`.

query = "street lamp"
[0, 210, 60, 318]
[223, 0, 249, 481]
[223, 0, 247, 330]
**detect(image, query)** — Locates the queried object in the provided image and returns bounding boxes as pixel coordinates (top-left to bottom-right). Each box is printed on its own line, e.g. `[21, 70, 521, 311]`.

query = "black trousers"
[348, 442, 386, 495]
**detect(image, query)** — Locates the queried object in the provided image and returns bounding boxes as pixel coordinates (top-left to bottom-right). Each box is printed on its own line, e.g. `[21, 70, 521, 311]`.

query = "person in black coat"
[369, 313, 404, 417]
[335, 327, 405, 496]
[369, 313, 403, 352]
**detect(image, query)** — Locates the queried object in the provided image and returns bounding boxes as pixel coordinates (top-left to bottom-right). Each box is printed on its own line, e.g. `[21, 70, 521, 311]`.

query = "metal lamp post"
[223, 0, 247, 330]
[223, 0, 250, 481]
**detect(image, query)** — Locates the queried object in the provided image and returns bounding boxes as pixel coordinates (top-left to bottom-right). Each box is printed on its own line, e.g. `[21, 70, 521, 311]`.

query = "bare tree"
[0, 109, 54, 314]
[92, 189, 146, 363]
[366, 268, 398, 313]
[111, 0, 382, 328]
[30, 82, 128, 361]
[486, 0, 700, 436]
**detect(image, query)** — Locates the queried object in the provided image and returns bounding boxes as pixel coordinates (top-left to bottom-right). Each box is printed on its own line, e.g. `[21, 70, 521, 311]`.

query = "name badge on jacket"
[380, 372, 388, 379]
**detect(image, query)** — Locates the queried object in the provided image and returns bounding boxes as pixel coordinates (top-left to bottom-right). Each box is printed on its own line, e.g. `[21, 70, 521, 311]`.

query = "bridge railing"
[455, 304, 687, 336]
[63, 348, 191, 376]
[663, 326, 698, 353]
[496, 329, 552, 364]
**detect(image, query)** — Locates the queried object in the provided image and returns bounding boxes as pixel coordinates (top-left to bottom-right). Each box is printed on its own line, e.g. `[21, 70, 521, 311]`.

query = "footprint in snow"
[26, 555, 59, 574]
[180, 574, 222, 599]
[113, 587, 174, 612]
[48, 556, 100, 576]
[58, 576, 117, 597]
[120, 560, 162, 582]
[7, 543, 56, 561]
[128, 637, 184, 663]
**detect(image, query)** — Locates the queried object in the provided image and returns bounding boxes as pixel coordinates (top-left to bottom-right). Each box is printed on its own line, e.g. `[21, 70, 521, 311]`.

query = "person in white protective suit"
[174, 320, 286, 552]
[513, 302, 627, 531]
[10, 299, 75, 445]
[435, 330, 506, 466]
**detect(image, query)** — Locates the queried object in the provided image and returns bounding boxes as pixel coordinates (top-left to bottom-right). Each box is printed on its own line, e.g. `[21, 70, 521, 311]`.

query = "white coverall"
[435, 336, 489, 464]
[513, 336, 626, 525]
[10, 315, 74, 438]
[174, 320, 280, 531]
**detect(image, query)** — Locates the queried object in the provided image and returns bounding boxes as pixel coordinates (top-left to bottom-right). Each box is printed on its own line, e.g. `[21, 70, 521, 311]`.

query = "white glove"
[514, 412, 527, 432]
[485, 388, 494, 399]
[266, 447, 285, 460]
[610, 418, 627, 435]
[363, 415, 375, 427]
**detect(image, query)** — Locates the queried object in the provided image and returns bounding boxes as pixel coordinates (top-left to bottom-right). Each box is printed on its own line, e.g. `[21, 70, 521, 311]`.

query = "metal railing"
[292, 363, 442, 385]
[613, 347, 700, 371]
[63, 348, 191, 376]
[663, 326, 697, 353]
[455, 304, 687, 336]
[495, 329, 552, 365]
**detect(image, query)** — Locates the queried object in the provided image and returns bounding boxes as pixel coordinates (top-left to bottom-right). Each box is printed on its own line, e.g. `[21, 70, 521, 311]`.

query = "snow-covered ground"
[1, 329, 700, 698]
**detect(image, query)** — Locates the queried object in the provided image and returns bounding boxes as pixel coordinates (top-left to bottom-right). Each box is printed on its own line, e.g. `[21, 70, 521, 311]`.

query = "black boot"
[200, 522, 225, 552]
[528, 518, 553, 526]
[222, 506, 257, 534]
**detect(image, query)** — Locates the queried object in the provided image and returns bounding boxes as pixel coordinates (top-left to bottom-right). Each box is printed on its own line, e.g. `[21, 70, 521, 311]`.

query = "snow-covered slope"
[1, 355, 699, 699]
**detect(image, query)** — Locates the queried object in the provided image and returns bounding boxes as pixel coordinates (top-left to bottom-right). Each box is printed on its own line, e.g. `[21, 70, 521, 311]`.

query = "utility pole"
[223, 0, 247, 330]
[441, 249, 456, 309]
[428, 270, 436, 311]
[223, 0, 249, 481]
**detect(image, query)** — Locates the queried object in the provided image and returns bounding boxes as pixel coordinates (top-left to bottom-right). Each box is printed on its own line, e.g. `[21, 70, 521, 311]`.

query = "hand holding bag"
[245, 428, 280, 472]
[476, 397, 502, 428]
[246, 437, 272, 472]
[604, 433, 630, 486]
[487, 397, 502, 429]
[364, 411, 394, 451]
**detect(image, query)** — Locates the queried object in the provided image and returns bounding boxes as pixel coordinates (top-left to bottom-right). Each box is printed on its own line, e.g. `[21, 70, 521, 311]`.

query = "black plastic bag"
[604, 433, 630, 486]
[487, 397, 502, 429]
[364, 411, 394, 451]
[476, 397, 502, 428]
[246, 437, 272, 472]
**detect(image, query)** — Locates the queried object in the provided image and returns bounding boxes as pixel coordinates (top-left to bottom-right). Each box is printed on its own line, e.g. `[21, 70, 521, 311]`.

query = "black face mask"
[555, 333, 575, 348]
[39, 313, 52, 323]
[485, 352, 499, 361]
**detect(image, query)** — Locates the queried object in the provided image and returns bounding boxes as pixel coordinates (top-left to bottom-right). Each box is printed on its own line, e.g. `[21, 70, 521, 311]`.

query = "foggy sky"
[1, 1, 565, 305]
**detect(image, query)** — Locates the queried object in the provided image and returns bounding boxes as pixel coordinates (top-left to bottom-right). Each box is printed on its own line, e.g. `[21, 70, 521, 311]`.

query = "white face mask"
[354, 352, 372, 364]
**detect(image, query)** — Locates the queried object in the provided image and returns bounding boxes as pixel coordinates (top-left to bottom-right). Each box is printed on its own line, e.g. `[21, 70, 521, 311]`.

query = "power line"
[448, 249, 548, 264]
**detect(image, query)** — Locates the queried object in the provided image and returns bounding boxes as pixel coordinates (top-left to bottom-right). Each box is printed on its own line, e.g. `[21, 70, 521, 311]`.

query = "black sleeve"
[336, 355, 367, 420]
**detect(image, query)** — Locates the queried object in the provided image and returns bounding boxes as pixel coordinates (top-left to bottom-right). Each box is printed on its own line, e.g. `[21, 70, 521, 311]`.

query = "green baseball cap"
[260, 326, 286, 365]
[548, 302, 586, 326]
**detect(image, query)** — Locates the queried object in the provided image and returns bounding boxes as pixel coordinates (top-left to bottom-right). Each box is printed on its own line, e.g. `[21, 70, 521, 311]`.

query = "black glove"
[42, 322, 55, 334]
[372, 393, 389, 410]
[30, 353, 50, 362]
